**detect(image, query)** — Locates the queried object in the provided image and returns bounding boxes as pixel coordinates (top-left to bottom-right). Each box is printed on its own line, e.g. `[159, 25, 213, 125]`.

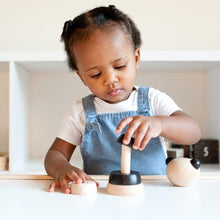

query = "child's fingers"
[115, 117, 133, 134]
[67, 172, 83, 184]
[48, 180, 60, 192]
[73, 169, 100, 187]
[48, 181, 56, 192]
[60, 179, 71, 194]
[139, 133, 152, 150]
[85, 175, 100, 187]
[123, 119, 143, 145]
[116, 117, 138, 145]
[133, 126, 149, 150]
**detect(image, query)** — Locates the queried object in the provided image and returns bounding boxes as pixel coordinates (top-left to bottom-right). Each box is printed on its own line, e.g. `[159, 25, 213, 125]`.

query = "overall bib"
[81, 87, 166, 175]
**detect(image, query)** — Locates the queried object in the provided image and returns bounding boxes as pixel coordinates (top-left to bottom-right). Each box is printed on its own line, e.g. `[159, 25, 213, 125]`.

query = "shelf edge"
[1, 51, 220, 62]
[0, 174, 219, 180]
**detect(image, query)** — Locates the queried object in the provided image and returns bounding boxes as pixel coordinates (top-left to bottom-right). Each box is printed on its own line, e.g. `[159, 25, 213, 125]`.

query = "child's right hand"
[48, 165, 99, 194]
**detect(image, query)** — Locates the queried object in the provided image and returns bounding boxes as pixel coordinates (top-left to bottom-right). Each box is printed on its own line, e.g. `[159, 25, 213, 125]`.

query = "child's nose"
[104, 72, 119, 86]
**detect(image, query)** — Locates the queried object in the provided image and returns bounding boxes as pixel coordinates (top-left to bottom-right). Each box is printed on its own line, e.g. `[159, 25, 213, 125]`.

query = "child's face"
[73, 27, 140, 103]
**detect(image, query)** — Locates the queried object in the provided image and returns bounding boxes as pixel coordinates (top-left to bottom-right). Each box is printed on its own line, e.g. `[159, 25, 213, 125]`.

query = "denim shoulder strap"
[137, 87, 151, 115]
[82, 94, 102, 132]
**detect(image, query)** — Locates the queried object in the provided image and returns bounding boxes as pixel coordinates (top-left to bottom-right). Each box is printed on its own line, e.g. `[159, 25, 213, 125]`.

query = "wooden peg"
[106, 134, 144, 196]
[121, 144, 131, 174]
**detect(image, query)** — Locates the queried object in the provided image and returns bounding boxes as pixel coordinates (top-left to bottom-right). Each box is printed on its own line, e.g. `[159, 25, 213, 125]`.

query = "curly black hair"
[61, 5, 142, 71]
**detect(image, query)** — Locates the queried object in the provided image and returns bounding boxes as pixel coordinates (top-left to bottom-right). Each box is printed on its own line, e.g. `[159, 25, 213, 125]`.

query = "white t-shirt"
[57, 87, 182, 151]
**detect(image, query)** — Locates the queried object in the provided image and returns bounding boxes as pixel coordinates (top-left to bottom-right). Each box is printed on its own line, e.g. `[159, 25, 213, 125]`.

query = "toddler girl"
[44, 5, 201, 193]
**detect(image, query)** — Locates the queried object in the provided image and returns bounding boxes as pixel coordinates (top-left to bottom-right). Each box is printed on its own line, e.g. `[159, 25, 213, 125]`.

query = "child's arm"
[116, 110, 201, 151]
[44, 138, 99, 193]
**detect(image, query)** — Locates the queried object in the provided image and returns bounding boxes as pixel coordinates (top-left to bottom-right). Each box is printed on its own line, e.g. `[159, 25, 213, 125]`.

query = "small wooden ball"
[166, 157, 200, 187]
[71, 181, 97, 195]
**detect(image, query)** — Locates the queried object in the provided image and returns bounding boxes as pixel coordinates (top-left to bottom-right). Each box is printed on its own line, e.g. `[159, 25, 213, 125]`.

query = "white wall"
[0, 0, 220, 51]
[29, 70, 90, 157]
[206, 68, 220, 140]
[136, 71, 206, 136]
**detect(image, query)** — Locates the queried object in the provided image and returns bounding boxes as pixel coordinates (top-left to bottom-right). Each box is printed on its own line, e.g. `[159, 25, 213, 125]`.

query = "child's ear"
[76, 70, 87, 86]
[135, 48, 140, 70]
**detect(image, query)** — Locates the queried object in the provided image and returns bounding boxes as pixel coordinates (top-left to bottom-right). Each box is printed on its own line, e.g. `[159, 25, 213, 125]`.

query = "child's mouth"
[108, 89, 121, 96]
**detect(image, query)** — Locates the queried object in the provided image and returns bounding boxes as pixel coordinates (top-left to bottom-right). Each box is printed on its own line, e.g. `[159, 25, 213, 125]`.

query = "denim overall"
[81, 87, 166, 175]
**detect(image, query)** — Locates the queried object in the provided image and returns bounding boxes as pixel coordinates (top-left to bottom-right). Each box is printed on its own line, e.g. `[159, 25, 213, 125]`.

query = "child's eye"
[91, 72, 101, 78]
[115, 65, 126, 70]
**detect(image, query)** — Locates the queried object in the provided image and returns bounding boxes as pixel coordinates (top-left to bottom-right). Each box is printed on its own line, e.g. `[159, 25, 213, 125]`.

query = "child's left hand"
[115, 115, 162, 150]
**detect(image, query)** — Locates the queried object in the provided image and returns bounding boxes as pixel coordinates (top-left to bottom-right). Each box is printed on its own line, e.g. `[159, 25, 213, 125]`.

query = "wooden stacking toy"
[166, 157, 200, 187]
[106, 134, 144, 196]
[71, 180, 97, 195]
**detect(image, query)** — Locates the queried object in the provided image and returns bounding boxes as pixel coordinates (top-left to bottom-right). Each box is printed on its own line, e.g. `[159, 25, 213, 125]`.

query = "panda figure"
[166, 157, 200, 187]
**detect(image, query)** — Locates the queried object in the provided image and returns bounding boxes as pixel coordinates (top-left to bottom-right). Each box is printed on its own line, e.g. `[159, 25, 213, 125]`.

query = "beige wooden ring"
[71, 181, 97, 195]
[106, 183, 144, 196]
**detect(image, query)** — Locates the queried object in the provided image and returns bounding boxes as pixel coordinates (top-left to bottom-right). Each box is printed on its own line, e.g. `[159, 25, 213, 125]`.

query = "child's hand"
[48, 166, 99, 194]
[116, 115, 162, 151]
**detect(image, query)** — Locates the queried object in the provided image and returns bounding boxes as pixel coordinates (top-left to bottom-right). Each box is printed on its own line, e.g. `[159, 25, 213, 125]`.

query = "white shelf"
[200, 164, 220, 174]
[2, 50, 220, 61]
[140, 51, 220, 72]
[1, 51, 220, 72]
[0, 51, 66, 62]
[0, 51, 219, 175]
[141, 51, 220, 61]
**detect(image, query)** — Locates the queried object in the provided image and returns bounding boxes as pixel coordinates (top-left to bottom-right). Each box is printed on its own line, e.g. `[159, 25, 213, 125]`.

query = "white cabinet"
[0, 51, 220, 174]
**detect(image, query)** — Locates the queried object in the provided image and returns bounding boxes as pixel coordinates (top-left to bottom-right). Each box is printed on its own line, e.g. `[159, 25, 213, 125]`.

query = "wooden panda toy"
[166, 157, 200, 187]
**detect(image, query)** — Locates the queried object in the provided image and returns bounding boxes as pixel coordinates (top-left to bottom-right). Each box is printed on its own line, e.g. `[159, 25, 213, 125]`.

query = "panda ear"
[190, 158, 200, 169]
[166, 157, 175, 165]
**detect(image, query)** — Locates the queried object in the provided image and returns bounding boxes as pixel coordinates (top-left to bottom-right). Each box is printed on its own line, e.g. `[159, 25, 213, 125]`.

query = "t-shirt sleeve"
[149, 88, 182, 116]
[56, 101, 83, 146]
